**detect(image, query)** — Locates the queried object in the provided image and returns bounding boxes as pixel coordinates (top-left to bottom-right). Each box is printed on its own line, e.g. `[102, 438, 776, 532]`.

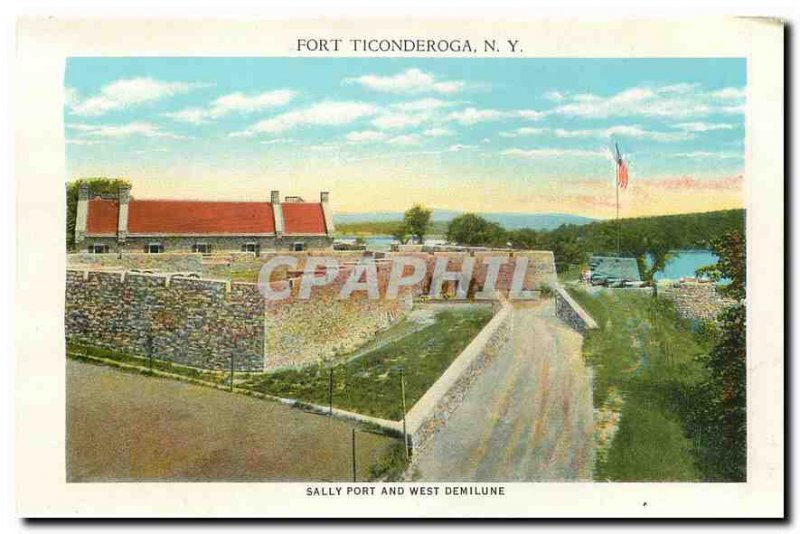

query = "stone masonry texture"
[66, 269, 266, 371]
[65, 250, 558, 372]
[658, 280, 736, 323]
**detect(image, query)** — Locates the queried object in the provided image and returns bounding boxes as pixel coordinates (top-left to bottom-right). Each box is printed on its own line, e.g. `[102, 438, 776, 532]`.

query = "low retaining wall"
[65, 268, 266, 371]
[67, 252, 205, 272]
[403, 299, 513, 452]
[658, 280, 736, 322]
[554, 285, 598, 334]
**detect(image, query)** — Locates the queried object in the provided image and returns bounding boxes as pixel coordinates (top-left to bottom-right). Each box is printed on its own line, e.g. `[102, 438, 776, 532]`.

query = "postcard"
[15, 17, 784, 518]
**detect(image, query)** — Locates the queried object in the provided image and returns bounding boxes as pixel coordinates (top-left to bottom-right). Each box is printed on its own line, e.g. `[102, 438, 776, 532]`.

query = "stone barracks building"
[74, 184, 335, 254]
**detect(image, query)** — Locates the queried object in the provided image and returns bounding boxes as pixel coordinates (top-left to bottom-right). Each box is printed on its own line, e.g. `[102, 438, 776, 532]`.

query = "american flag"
[615, 143, 629, 189]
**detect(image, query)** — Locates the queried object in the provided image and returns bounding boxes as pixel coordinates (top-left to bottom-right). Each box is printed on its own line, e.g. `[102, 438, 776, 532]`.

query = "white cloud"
[720, 105, 745, 114]
[553, 125, 691, 142]
[67, 122, 185, 139]
[711, 87, 746, 100]
[544, 91, 565, 102]
[166, 90, 296, 124]
[233, 101, 379, 136]
[344, 69, 466, 94]
[390, 98, 454, 111]
[68, 77, 207, 116]
[447, 144, 474, 152]
[260, 138, 294, 145]
[387, 134, 422, 146]
[499, 127, 548, 138]
[131, 148, 171, 155]
[423, 128, 452, 137]
[345, 130, 387, 143]
[211, 90, 295, 114]
[551, 84, 746, 119]
[65, 87, 80, 108]
[370, 98, 460, 130]
[65, 138, 106, 146]
[446, 107, 505, 125]
[673, 122, 735, 132]
[516, 109, 546, 120]
[673, 151, 743, 159]
[501, 148, 607, 159]
[372, 112, 429, 130]
[163, 108, 210, 125]
[309, 142, 341, 152]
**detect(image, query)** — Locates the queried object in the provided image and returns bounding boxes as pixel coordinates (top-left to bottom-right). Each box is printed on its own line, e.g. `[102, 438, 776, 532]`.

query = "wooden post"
[351, 428, 357, 482]
[329, 368, 334, 416]
[229, 351, 235, 392]
[401, 370, 409, 460]
[147, 334, 153, 373]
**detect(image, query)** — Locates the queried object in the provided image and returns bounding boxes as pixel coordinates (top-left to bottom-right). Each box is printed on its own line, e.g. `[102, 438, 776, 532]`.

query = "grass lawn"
[568, 289, 713, 481]
[557, 263, 584, 284]
[243, 305, 494, 421]
[67, 342, 235, 385]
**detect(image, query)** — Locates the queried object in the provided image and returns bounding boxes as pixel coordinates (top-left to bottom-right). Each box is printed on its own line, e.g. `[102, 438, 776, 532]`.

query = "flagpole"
[615, 144, 621, 256]
[616, 167, 620, 255]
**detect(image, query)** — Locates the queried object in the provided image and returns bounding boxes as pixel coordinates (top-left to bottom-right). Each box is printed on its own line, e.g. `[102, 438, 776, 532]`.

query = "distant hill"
[334, 210, 596, 233]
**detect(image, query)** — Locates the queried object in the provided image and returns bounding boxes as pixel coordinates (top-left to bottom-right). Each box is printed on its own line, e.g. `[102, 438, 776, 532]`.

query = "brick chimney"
[320, 191, 335, 234]
[271, 190, 284, 237]
[74, 183, 90, 244]
[117, 184, 132, 243]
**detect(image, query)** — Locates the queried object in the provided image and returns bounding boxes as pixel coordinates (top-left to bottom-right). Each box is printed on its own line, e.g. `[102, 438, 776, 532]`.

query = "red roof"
[282, 203, 327, 235]
[86, 199, 119, 235]
[85, 198, 328, 236]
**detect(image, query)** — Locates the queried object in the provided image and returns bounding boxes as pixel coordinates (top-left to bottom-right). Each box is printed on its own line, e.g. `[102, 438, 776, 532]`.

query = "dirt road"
[413, 300, 594, 481]
[67, 360, 396, 481]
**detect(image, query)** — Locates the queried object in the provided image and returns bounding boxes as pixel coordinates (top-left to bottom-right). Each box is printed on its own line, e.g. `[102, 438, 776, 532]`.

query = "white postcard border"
[15, 17, 784, 518]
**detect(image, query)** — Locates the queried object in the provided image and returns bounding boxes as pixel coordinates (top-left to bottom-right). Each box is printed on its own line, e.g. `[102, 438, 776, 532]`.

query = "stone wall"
[65, 249, 557, 372]
[554, 284, 598, 334]
[65, 269, 266, 371]
[68, 252, 205, 272]
[77, 235, 333, 254]
[658, 280, 736, 323]
[387, 250, 556, 299]
[263, 261, 413, 370]
[405, 300, 512, 452]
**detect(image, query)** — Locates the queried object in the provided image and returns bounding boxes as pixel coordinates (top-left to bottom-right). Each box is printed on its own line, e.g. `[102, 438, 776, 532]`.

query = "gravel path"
[413, 300, 594, 481]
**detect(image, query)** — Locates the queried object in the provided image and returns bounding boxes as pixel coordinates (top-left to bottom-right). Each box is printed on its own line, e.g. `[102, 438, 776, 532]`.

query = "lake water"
[649, 250, 720, 281]
[338, 238, 722, 282]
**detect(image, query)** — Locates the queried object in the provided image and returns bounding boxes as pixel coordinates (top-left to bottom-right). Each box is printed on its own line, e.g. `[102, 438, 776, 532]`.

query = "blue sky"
[64, 57, 745, 217]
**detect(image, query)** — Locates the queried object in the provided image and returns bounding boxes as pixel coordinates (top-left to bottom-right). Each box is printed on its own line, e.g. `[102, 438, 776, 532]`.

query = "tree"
[692, 230, 747, 481]
[402, 205, 432, 244]
[66, 177, 131, 251]
[446, 213, 506, 247]
[390, 223, 410, 245]
[696, 231, 746, 301]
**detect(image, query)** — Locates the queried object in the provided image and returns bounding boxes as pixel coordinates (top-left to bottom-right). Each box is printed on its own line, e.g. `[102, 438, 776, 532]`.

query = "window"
[192, 243, 211, 254]
[292, 242, 306, 252]
[242, 243, 259, 254]
[89, 244, 109, 254]
[147, 243, 163, 254]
